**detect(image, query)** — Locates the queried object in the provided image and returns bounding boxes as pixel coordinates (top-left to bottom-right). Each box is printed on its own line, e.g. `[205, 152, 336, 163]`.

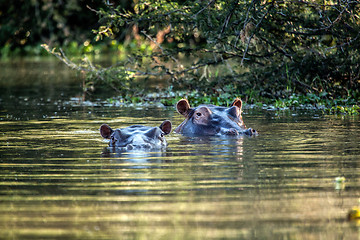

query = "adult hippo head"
[100, 120, 172, 150]
[174, 98, 257, 136]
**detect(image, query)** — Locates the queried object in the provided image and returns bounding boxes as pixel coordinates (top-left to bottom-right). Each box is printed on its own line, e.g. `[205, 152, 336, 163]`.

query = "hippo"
[100, 120, 172, 150]
[174, 98, 257, 136]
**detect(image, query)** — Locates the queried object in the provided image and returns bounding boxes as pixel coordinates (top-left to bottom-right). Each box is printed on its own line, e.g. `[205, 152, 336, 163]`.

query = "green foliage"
[104, 89, 359, 117]
[0, 0, 125, 57]
[29, 0, 359, 115]
[268, 92, 359, 115]
[91, 0, 359, 101]
[327, 105, 360, 115]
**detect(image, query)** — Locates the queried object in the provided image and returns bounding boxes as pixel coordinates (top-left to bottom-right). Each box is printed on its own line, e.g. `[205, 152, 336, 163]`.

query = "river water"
[1, 58, 360, 239]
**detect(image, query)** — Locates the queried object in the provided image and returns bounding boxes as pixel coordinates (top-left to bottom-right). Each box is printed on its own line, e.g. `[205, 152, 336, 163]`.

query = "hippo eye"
[158, 133, 164, 141]
[196, 112, 202, 116]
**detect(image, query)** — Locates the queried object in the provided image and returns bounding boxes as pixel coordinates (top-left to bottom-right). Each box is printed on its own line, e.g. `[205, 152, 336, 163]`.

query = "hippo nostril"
[246, 128, 257, 136]
[244, 128, 253, 136]
[224, 128, 238, 135]
[144, 143, 152, 148]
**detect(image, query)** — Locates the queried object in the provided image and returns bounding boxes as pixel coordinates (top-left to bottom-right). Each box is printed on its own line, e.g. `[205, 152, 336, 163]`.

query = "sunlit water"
[1, 59, 360, 239]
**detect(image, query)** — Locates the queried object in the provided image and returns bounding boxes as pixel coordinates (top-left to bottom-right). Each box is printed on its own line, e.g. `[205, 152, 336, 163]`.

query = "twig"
[219, 0, 238, 38]
[192, 0, 217, 18]
[141, 30, 181, 69]
[235, 0, 255, 47]
[241, 4, 272, 65]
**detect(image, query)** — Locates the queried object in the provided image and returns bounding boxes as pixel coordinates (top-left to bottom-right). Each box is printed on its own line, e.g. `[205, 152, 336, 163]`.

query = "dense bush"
[92, 0, 360, 100]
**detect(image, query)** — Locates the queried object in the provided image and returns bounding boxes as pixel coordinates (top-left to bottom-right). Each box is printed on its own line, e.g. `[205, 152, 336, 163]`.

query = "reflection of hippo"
[175, 98, 257, 136]
[100, 120, 172, 150]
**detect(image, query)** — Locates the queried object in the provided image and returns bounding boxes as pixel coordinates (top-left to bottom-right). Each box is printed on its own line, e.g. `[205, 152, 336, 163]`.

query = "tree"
[47, 0, 360, 101]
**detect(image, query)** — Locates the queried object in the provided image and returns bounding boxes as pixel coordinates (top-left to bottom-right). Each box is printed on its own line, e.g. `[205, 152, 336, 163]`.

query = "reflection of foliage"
[92, 0, 360, 100]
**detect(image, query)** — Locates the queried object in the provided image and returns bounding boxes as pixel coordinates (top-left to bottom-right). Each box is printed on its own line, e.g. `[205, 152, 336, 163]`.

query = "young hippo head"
[175, 98, 257, 136]
[100, 120, 172, 150]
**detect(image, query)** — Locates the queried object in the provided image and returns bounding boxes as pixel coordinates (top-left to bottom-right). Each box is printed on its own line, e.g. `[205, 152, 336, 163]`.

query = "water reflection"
[175, 135, 245, 155]
[101, 146, 170, 164]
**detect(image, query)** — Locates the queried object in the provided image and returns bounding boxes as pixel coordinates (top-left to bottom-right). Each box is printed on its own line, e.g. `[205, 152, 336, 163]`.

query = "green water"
[1, 59, 360, 239]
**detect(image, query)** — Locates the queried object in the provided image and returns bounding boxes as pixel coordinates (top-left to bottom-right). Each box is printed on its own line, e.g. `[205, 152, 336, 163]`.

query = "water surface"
[1, 59, 360, 239]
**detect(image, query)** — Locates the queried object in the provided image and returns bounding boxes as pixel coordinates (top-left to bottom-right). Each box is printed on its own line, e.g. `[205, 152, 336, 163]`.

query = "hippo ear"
[231, 98, 242, 109]
[145, 128, 157, 138]
[159, 120, 172, 135]
[227, 106, 240, 119]
[100, 124, 114, 139]
[176, 99, 191, 116]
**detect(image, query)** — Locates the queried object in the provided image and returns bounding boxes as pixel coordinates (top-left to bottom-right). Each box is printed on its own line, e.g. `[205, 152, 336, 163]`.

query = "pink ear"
[176, 99, 191, 116]
[160, 120, 172, 135]
[231, 98, 242, 109]
[100, 124, 113, 139]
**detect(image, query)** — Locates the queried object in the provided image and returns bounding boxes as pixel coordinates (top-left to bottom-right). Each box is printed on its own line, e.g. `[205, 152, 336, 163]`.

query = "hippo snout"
[224, 128, 239, 135]
[244, 128, 257, 136]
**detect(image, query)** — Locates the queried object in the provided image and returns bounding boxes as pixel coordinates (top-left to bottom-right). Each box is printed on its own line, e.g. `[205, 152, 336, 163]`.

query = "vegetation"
[0, 0, 132, 57]
[2, 1, 360, 114]
[86, 1, 360, 97]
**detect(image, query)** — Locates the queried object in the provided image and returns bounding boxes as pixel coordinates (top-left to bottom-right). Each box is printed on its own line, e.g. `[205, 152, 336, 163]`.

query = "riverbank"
[1, 55, 358, 116]
[85, 90, 359, 116]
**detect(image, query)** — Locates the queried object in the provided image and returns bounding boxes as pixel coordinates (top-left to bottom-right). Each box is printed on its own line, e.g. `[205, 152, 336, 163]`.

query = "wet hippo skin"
[175, 98, 257, 136]
[100, 120, 172, 150]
